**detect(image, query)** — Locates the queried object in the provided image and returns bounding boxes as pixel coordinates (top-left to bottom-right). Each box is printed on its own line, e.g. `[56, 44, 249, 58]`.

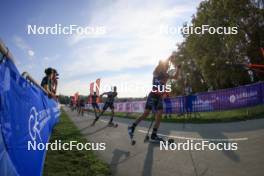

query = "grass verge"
[99, 104, 264, 123]
[43, 109, 111, 176]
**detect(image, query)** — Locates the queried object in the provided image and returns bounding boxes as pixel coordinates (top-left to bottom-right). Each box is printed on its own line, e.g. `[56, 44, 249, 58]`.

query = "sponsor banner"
[170, 82, 263, 113]
[188, 83, 263, 112]
[114, 101, 145, 113]
[0, 58, 60, 176]
[86, 82, 264, 113]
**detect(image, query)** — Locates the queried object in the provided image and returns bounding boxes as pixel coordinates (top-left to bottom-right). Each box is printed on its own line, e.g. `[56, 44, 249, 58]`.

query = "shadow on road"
[197, 130, 240, 163]
[141, 117, 173, 176]
[110, 149, 131, 175]
[84, 125, 109, 136]
[141, 143, 159, 176]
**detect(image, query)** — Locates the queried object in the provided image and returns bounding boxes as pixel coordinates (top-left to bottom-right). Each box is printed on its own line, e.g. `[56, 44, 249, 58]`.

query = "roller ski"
[128, 126, 136, 145]
[107, 121, 118, 128]
[90, 120, 97, 126]
[143, 115, 173, 144]
[90, 116, 99, 126]
[144, 133, 174, 144]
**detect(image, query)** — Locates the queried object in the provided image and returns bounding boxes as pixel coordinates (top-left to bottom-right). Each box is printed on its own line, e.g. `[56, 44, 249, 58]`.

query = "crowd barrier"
[0, 51, 60, 175]
[167, 82, 263, 113]
[86, 82, 264, 113]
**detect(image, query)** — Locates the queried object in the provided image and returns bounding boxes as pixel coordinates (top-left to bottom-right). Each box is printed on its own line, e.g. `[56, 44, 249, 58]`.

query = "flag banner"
[74, 92, 79, 103]
[85, 82, 264, 114]
[0, 58, 60, 176]
[95, 78, 100, 95]
[95, 78, 101, 103]
[89, 82, 94, 103]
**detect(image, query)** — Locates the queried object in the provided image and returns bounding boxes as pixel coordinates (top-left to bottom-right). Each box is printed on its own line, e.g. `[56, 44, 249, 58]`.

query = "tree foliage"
[171, 0, 264, 94]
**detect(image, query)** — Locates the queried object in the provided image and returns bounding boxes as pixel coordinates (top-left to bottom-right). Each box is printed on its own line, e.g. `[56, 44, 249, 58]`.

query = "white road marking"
[138, 130, 248, 142]
[89, 112, 249, 142]
[100, 119, 108, 123]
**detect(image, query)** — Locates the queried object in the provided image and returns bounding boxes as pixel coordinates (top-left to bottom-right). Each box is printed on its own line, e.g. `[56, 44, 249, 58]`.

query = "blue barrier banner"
[169, 82, 264, 113]
[111, 82, 264, 114]
[0, 58, 60, 176]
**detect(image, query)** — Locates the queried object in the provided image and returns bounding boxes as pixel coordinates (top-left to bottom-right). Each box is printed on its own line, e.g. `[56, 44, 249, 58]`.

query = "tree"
[171, 0, 264, 94]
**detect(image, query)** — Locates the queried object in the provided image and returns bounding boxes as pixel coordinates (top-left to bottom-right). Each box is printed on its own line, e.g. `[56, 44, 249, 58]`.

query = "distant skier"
[91, 86, 118, 127]
[78, 98, 85, 116]
[91, 92, 100, 117]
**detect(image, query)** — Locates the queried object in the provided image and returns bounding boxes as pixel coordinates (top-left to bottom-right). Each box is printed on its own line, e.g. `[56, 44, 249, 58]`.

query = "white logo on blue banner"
[28, 106, 52, 142]
[29, 107, 42, 142]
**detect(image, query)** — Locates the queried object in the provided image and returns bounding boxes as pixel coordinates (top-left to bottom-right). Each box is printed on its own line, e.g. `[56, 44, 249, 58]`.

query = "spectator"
[51, 69, 59, 94]
[41, 67, 55, 98]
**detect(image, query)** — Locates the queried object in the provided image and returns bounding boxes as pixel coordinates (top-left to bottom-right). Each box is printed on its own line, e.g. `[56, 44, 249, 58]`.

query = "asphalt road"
[64, 107, 264, 176]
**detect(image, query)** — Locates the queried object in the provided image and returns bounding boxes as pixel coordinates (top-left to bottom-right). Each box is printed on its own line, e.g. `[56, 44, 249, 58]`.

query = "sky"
[1, 0, 202, 97]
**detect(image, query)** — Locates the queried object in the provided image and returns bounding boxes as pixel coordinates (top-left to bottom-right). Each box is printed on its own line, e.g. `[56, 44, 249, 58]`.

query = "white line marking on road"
[138, 130, 248, 142]
[95, 116, 248, 142]
[100, 120, 108, 123]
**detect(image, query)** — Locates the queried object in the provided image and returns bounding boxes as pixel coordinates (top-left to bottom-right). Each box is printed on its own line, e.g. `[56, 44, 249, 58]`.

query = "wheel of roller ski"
[144, 135, 149, 142]
[168, 139, 174, 144]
